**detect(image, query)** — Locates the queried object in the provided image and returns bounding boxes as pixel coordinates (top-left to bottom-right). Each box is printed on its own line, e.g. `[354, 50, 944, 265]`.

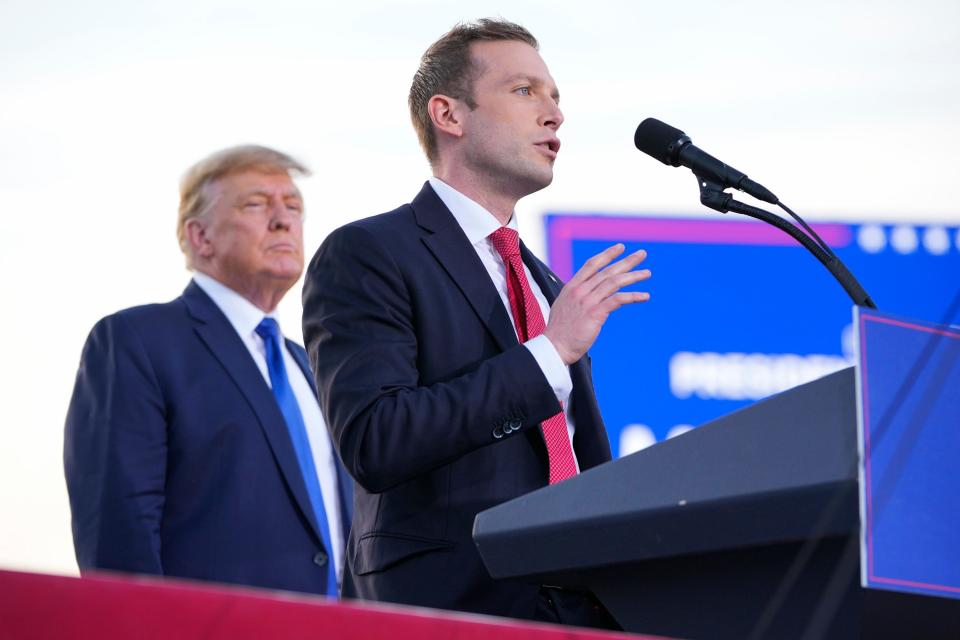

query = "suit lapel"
[288, 340, 354, 538]
[412, 183, 519, 353]
[182, 282, 325, 545]
[521, 242, 564, 304]
[409, 184, 612, 472]
[522, 244, 613, 467]
[288, 342, 320, 402]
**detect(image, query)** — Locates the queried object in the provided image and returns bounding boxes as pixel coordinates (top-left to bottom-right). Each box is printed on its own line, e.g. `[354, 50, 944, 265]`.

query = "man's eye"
[243, 201, 266, 210]
[515, 87, 530, 96]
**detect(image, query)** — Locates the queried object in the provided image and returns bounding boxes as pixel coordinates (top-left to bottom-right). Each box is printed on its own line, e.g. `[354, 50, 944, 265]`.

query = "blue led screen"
[544, 214, 960, 457]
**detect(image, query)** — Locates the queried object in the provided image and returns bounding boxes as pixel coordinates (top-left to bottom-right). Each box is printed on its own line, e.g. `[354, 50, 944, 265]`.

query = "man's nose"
[540, 97, 563, 129]
[269, 199, 295, 230]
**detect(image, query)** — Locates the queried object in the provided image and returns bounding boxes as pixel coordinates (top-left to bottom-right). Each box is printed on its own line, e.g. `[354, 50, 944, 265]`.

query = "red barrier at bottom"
[0, 569, 665, 639]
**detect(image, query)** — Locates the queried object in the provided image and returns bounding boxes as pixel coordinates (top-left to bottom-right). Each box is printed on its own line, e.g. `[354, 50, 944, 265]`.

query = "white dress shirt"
[428, 177, 579, 469]
[192, 272, 345, 584]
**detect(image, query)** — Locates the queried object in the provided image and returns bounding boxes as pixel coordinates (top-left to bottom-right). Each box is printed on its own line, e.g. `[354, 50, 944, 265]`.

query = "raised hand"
[543, 244, 651, 365]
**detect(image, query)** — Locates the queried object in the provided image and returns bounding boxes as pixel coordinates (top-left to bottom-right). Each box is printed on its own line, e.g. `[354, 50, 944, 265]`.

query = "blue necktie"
[255, 317, 337, 596]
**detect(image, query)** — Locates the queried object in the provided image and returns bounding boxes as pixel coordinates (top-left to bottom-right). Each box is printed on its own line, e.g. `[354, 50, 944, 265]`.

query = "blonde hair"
[177, 145, 310, 268]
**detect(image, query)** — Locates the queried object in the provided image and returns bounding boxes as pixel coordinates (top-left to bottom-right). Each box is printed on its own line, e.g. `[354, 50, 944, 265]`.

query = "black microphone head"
[634, 117, 689, 166]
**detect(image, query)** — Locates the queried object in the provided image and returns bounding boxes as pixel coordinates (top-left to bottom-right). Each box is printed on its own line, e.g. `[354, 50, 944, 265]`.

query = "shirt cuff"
[524, 335, 573, 403]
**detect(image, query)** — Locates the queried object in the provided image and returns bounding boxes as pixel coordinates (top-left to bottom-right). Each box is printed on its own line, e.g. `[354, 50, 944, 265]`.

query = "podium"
[473, 367, 960, 639]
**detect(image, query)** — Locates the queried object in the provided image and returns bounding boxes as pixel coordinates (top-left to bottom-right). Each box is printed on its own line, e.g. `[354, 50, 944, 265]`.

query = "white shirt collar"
[428, 177, 519, 246]
[192, 271, 278, 339]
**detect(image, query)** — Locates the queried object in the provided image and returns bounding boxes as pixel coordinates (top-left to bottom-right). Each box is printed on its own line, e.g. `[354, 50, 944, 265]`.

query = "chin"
[525, 158, 555, 185]
[265, 262, 304, 284]
[516, 169, 553, 195]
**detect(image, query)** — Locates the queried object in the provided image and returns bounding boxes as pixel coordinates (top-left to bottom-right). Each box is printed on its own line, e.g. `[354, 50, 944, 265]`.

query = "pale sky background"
[1, 0, 958, 576]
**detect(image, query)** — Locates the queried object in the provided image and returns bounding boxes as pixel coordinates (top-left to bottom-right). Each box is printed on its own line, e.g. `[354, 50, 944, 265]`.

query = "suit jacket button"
[493, 426, 504, 439]
[507, 419, 522, 432]
[313, 551, 328, 566]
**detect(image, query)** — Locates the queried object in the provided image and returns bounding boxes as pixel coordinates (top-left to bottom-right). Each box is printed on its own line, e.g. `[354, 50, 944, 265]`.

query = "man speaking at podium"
[65, 146, 351, 597]
[303, 19, 650, 626]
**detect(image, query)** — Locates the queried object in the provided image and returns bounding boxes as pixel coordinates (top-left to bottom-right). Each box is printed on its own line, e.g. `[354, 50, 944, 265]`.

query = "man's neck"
[194, 268, 288, 313]
[434, 168, 519, 226]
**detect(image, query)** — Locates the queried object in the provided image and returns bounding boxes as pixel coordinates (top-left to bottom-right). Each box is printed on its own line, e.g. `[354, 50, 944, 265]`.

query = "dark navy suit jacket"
[302, 183, 611, 618]
[64, 281, 352, 595]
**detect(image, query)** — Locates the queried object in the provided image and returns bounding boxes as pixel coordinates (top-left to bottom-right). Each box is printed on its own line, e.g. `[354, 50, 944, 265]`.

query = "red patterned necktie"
[489, 226, 578, 484]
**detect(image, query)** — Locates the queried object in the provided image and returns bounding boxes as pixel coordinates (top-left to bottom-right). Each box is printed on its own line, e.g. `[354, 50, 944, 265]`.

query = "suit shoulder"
[85, 297, 190, 349]
[103, 296, 188, 327]
[314, 205, 419, 266]
[337, 204, 416, 237]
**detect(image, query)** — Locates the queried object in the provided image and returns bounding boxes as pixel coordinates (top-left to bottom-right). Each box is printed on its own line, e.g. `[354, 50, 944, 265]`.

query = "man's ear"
[185, 217, 214, 260]
[427, 94, 465, 140]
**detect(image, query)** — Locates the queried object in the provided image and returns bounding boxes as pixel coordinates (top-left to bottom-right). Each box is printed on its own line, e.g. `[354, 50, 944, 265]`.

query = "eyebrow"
[237, 188, 303, 201]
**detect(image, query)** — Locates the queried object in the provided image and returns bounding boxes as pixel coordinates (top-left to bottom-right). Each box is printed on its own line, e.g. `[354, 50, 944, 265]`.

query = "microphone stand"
[696, 176, 877, 309]
[696, 174, 878, 635]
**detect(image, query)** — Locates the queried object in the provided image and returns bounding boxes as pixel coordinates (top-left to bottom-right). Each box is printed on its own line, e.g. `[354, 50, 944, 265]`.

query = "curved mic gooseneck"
[635, 117, 877, 309]
[697, 176, 876, 308]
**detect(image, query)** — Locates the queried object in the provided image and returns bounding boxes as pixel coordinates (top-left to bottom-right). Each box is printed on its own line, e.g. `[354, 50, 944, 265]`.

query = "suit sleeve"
[303, 224, 561, 494]
[63, 313, 167, 575]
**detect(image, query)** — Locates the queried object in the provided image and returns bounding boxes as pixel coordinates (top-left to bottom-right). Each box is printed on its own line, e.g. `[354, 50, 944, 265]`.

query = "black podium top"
[474, 367, 859, 583]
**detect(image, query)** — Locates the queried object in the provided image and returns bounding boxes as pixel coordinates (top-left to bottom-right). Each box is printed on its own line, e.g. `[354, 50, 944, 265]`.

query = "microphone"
[634, 118, 778, 205]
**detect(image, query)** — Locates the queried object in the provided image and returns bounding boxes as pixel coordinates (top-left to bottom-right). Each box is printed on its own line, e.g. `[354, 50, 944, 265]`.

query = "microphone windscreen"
[634, 118, 686, 165]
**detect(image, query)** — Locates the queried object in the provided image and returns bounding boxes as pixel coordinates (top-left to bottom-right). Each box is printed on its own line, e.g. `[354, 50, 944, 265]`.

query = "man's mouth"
[535, 138, 561, 157]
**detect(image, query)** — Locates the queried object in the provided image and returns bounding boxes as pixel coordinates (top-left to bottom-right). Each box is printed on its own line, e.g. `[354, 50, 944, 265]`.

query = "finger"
[597, 290, 651, 315]
[604, 249, 648, 277]
[588, 269, 652, 303]
[567, 244, 625, 286]
[582, 250, 648, 293]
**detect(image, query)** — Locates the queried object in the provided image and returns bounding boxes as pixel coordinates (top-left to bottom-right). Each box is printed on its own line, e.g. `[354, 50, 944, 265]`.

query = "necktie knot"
[255, 317, 281, 342]
[489, 226, 521, 261]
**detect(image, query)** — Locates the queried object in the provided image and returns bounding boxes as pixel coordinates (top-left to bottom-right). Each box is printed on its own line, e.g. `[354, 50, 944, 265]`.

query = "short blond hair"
[177, 145, 310, 268]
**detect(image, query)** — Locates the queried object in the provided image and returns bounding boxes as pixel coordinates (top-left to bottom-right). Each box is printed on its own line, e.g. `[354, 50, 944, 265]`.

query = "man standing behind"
[65, 146, 351, 596]
[302, 20, 649, 624]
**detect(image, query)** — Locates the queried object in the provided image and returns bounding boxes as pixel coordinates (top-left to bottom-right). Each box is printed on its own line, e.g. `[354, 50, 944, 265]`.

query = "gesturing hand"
[543, 244, 650, 365]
